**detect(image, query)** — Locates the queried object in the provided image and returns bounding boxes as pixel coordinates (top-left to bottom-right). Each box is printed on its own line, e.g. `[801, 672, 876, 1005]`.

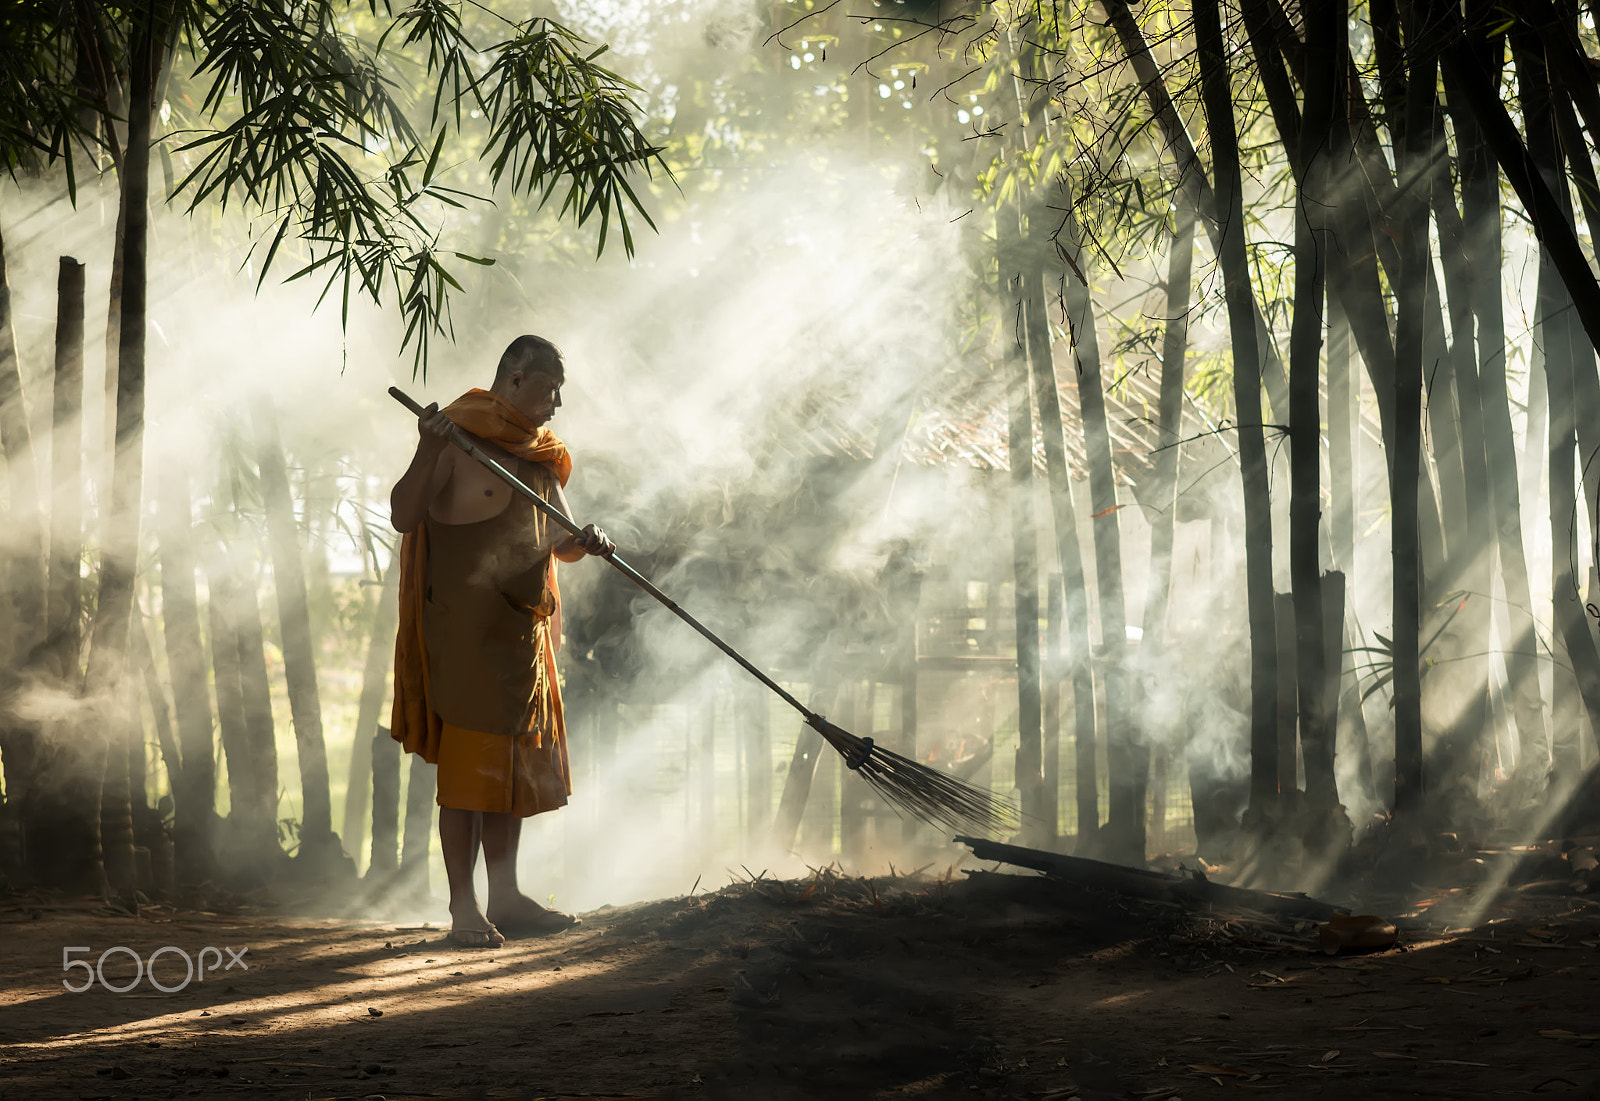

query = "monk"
[389, 335, 613, 947]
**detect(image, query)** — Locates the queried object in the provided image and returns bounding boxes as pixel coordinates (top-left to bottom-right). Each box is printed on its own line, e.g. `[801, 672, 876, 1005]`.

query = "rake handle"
[389, 386, 819, 727]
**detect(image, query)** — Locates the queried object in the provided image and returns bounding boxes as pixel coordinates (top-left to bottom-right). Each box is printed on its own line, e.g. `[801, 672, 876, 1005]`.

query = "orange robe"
[390, 389, 576, 817]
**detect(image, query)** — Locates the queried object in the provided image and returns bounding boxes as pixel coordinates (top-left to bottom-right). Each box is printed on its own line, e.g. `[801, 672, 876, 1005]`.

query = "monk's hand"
[416, 403, 454, 454]
[577, 523, 614, 558]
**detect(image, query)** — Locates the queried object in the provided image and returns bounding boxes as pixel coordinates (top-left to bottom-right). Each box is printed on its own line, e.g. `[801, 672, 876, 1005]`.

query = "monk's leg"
[481, 812, 576, 930]
[439, 807, 503, 946]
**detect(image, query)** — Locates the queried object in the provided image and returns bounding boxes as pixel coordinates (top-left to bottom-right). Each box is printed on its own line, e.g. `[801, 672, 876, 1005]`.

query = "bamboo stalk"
[1195, 0, 1280, 829]
[341, 558, 401, 866]
[253, 400, 338, 861]
[48, 257, 85, 677]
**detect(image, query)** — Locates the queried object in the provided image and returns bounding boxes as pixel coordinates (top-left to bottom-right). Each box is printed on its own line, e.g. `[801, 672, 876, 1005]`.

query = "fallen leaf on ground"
[1539, 1029, 1600, 1041]
[1322, 1050, 1341, 1062]
[1188, 1063, 1249, 1077]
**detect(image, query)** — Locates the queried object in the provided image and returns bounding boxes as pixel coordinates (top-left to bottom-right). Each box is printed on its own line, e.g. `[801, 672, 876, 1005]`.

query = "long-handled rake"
[390, 386, 1017, 835]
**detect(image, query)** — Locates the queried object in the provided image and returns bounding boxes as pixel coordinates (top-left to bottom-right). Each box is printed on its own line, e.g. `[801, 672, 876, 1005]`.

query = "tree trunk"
[204, 537, 277, 866]
[1001, 43, 1055, 848]
[158, 457, 215, 881]
[999, 213, 1046, 845]
[83, 0, 160, 802]
[771, 689, 828, 855]
[1345, 61, 1453, 582]
[1517, 27, 1600, 760]
[134, 616, 181, 808]
[102, 198, 124, 509]
[89, 56, 155, 895]
[1056, 200, 1139, 863]
[252, 400, 338, 863]
[26, 743, 106, 894]
[1551, 91, 1600, 526]
[47, 258, 86, 677]
[99, 679, 137, 899]
[1141, 202, 1195, 656]
[0, 221, 46, 668]
[1009, 42, 1100, 853]
[1455, 0, 1548, 788]
[1357, 13, 1472, 806]
[367, 727, 401, 879]
[1385, 0, 1436, 818]
[1326, 302, 1379, 807]
[11, 246, 94, 893]
[340, 559, 401, 864]
[400, 754, 434, 893]
[233, 552, 283, 844]
[1274, 593, 1298, 797]
[1044, 574, 1064, 844]
[1291, 0, 1337, 827]
[1431, 143, 1497, 812]
[1328, 302, 1355, 576]
[0, 224, 46, 863]
[1521, 351, 1550, 767]
[1022, 253, 1099, 851]
[1195, 0, 1279, 831]
[1137, 199, 1195, 851]
[127, 614, 166, 866]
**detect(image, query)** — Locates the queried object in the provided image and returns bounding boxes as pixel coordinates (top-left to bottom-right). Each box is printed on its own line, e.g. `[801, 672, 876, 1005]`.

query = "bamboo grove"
[3, 0, 1600, 901]
[936, 0, 1600, 867]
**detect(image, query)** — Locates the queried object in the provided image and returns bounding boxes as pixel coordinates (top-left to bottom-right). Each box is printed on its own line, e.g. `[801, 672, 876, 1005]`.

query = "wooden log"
[957, 835, 1341, 920]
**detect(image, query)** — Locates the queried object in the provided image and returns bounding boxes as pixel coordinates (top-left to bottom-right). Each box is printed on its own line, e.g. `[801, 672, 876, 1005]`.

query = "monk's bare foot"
[448, 903, 504, 949]
[487, 892, 579, 936]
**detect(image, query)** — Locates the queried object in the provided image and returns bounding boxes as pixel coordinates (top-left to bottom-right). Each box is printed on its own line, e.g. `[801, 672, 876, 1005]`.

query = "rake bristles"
[808, 716, 1020, 835]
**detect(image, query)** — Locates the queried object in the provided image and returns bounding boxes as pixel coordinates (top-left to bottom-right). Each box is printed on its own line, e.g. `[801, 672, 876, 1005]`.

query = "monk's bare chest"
[429, 444, 521, 526]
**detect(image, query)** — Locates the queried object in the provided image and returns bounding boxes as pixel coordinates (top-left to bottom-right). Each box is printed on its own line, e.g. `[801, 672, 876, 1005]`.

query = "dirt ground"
[2, 866, 1598, 1101]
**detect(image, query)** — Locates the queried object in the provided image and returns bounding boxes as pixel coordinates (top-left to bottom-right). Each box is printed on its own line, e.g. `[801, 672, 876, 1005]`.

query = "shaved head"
[494, 335, 564, 387]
